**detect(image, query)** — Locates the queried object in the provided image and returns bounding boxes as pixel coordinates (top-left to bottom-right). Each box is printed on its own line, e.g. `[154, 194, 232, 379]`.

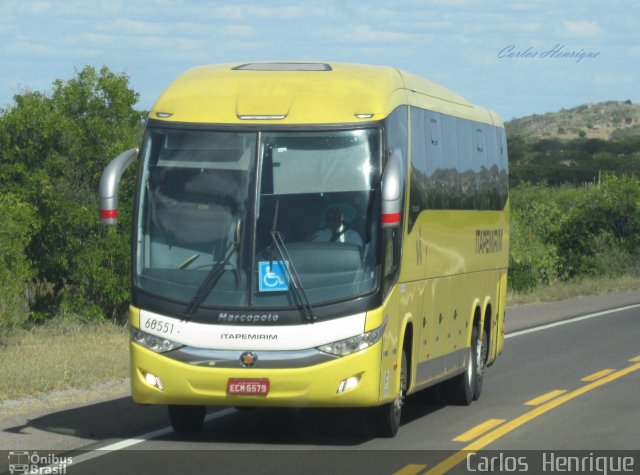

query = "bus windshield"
[134, 126, 382, 314]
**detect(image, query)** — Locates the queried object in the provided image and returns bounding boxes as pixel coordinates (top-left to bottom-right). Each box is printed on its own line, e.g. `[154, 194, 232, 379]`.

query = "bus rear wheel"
[446, 326, 480, 406]
[168, 404, 206, 432]
[473, 327, 488, 401]
[374, 349, 407, 438]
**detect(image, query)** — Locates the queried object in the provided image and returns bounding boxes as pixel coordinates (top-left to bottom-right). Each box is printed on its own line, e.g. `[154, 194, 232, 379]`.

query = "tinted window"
[409, 107, 508, 214]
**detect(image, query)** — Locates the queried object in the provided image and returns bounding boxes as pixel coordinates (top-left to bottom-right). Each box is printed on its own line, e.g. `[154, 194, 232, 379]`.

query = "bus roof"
[150, 62, 502, 127]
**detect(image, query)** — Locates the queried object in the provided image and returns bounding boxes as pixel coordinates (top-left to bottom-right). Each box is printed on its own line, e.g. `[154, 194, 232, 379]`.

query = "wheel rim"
[394, 354, 408, 417]
[466, 347, 474, 385]
[476, 333, 487, 378]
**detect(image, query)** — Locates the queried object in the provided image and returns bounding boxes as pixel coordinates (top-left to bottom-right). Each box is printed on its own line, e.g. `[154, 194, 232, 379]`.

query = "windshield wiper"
[270, 231, 316, 322]
[182, 240, 239, 319]
[269, 200, 316, 322]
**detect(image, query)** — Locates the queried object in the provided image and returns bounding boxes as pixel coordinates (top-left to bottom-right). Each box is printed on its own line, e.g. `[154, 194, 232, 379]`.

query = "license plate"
[227, 378, 270, 395]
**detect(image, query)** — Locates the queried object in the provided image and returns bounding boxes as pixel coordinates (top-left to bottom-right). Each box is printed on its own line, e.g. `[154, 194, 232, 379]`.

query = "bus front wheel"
[374, 349, 407, 438]
[168, 404, 206, 432]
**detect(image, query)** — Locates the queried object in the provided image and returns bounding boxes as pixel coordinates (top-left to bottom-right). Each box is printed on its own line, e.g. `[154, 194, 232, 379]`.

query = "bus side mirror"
[381, 149, 403, 228]
[99, 148, 139, 225]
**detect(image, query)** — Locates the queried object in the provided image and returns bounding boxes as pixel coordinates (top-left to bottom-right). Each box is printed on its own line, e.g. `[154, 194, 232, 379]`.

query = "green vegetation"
[0, 66, 145, 328]
[508, 135, 640, 186]
[506, 104, 640, 292]
[0, 193, 39, 322]
[507, 274, 640, 306]
[508, 176, 640, 292]
[0, 319, 129, 403]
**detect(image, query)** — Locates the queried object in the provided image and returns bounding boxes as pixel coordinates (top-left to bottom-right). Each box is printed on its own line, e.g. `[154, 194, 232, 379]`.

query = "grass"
[1, 274, 638, 409]
[0, 318, 129, 404]
[507, 274, 640, 306]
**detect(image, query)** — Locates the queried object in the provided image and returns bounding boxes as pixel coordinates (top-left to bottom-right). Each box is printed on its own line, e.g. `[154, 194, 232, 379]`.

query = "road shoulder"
[505, 289, 640, 333]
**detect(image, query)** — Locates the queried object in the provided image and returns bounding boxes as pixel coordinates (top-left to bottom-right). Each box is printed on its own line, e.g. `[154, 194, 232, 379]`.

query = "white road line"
[506, 303, 640, 339]
[64, 301, 640, 468]
[69, 409, 235, 466]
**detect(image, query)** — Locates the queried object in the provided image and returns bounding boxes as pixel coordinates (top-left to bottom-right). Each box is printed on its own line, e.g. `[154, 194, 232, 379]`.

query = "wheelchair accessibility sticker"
[258, 261, 289, 292]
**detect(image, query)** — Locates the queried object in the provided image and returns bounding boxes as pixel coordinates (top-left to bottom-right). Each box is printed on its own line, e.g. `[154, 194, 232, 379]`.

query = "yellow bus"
[100, 62, 509, 437]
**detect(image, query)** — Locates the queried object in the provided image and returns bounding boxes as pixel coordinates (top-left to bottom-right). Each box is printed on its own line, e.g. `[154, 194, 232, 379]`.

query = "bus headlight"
[317, 321, 386, 357]
[130, 327, 182, 353]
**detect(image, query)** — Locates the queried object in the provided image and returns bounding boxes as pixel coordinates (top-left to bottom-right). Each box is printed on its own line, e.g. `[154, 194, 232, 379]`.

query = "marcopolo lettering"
[218, 312, 279, 323]
[475, 229, 503, 254]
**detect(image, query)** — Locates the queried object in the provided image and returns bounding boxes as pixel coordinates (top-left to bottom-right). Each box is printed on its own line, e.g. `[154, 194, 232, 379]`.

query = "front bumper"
[130, 341, 383, 407]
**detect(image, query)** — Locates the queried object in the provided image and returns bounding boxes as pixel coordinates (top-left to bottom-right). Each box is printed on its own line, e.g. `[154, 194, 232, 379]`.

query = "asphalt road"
[2, 291, 640, 475]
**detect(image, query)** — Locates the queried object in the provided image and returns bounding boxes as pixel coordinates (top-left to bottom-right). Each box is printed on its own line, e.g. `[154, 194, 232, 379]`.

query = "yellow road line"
[392, 464, 427, 475]
[424, 362, 640, 475]
[524, 389, 567, 406]
[630, 356, 640, 363]
[581, 369, 615, 381]
[452, 418, 505, 442]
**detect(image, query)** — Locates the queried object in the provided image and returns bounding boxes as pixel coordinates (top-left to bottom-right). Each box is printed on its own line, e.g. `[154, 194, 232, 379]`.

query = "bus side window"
[384, 228, 400, 278]
[409, 107, 427, 230]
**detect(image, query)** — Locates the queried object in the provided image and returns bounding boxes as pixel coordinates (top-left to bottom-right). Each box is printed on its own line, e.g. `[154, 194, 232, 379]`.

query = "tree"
[0, 66, 145, 322]
[0, 193, 39, 327]
[555, 176, 640, 278]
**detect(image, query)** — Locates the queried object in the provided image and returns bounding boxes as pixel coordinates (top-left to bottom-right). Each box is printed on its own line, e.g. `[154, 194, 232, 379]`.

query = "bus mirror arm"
[381, 148, 403, 229]
[99, 148, 139, 225]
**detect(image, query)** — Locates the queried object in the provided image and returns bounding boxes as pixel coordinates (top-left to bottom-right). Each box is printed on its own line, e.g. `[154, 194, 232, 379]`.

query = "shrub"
[507, 178, 640, 292]
[508, 184, 561, 292]
[0, 66, 143, 323]
[555, 176, 640, 278]
[0, 193, 40, 327]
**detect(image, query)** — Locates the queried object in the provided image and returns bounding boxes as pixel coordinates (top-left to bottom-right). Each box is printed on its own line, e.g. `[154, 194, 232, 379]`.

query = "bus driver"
[312, 206, 363, 246]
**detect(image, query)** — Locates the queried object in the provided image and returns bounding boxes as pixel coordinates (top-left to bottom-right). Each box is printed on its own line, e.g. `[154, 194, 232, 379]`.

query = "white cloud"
[424, 0, 474, 6]
[0, 23, 17, 34]
[2, 39, 62, 57]
[10, 0, 53, 15]
[253, 5, 305, 19]
[561, 20, 602, 39]
[339, 25, 418, 43]
[506, 2, 544, 11]
[594, 72, 634, 86]
[74, 32, 118, 46]
[193, 4, 304, 21]
[112, 19, 168, 35]
[451, 33, 473, 45]
[497, 21, 543, 33]
[216, 24, 255, 38]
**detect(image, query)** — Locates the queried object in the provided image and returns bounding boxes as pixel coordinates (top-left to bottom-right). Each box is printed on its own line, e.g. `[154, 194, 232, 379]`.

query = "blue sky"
[0, 0, 638, 120]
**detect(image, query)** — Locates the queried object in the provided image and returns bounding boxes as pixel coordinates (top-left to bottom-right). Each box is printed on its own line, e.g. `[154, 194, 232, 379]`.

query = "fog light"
[337, 375, 361, 394]
[144, 372, 164, 391]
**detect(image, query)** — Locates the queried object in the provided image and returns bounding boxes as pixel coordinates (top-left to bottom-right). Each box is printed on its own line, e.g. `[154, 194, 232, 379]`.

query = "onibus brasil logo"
[8, 451, 73, 474]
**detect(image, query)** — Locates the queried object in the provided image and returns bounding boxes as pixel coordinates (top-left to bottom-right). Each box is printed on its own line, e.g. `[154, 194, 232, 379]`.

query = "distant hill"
[505, 100, 640, 140]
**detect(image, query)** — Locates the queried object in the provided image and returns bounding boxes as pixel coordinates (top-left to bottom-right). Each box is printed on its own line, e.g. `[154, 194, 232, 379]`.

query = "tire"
[446, 326, 480, 406]
[473, 328, 488, 401]
[168, 405, 206, 432]
[374, 349, 407, 438]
